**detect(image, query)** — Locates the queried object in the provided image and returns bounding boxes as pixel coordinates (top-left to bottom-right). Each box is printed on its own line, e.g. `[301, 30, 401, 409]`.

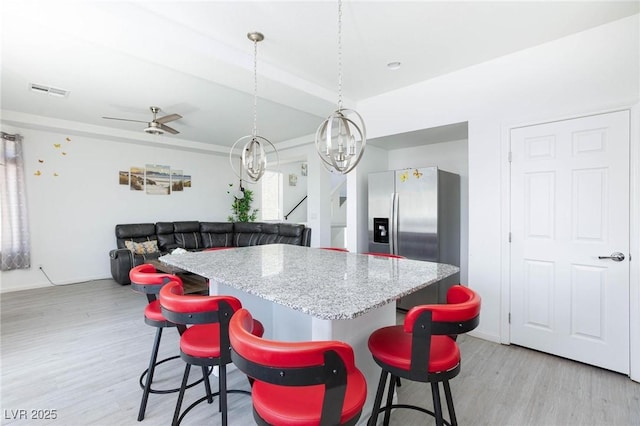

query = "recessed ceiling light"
[387, 61, 402, 70]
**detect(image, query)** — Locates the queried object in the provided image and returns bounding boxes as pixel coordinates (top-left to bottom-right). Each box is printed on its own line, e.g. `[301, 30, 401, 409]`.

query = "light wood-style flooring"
[1, 279, 639, 425]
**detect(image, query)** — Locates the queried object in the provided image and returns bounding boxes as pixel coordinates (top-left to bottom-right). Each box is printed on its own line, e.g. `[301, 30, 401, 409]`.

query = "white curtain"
[1, 132, 31, 270]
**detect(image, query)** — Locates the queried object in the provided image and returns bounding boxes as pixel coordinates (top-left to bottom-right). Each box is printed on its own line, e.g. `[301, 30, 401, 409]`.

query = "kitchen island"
[159, 244, 459, 421]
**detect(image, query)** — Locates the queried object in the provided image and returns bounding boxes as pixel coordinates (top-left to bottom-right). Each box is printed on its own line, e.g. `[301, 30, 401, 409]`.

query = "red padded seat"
[368, 331, 459, 373]
[230, 308, 367, 426]
[367, 285, 481, 426]
[252, 379, 366, 426]
[178, 318, 265, 360]
[143, 300, 167, 323]
[180, 324, 223, 358]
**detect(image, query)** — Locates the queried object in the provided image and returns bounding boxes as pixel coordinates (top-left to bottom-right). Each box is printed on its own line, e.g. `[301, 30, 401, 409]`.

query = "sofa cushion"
[156, 222, 176, 252]
[200, 222, 234, 248]
[233, 222, 263, 246]
[256, 223, 280, 245]
[125, 239, 159, 255]
[115, 223, 156, 249]
[275, 223, 305, 245]
[232, 222, 305, 246]
[173, 221, 203, 249]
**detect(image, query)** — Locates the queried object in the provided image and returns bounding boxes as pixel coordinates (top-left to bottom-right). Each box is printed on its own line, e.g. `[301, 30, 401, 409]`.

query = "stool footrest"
[139, 357, 211, 394]
[370, 404, 453, 426]
[175, 389, 251, 426]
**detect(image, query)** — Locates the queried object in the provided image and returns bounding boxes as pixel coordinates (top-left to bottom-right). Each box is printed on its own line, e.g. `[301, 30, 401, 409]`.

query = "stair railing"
[284, 195, 307, 220]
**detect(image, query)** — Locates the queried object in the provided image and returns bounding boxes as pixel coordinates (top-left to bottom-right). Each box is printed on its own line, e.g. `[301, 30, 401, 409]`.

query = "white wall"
[279, 161, 308, 223]
[387, 139, 469, 285]
[348, 145, 389, 253]
[357, 15, 640, 344]
[272, 141, 333, 248]
[0, 125, 236, 292]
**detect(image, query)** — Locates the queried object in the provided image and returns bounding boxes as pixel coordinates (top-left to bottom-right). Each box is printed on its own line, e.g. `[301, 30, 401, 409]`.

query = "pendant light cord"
[252, 39, 258, 138]
[337, 0, 343, 112]
[230, 31, 278, 184]
[313, 0, 366, 175]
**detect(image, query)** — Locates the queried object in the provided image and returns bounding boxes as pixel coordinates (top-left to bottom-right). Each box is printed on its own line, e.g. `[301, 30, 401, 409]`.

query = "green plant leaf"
[227, 183, 258, 222]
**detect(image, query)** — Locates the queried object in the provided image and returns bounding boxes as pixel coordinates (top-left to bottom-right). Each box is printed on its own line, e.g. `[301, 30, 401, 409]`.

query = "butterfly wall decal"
[413, 169, 423, 179]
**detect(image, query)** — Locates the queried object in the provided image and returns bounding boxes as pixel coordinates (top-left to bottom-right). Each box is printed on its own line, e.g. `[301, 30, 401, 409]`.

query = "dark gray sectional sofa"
[109, 221, 311, 285]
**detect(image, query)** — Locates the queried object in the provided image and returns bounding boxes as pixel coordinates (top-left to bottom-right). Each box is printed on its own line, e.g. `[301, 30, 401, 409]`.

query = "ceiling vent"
[29, 83, 69, 98]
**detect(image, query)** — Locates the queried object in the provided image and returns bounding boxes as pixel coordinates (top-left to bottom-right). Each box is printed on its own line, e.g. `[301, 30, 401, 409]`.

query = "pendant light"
[230, 32, 278, 183]
[315, 0, 366, 174]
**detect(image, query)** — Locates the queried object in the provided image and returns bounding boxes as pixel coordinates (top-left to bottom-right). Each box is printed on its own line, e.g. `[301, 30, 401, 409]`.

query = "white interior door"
[510, 110, 630, 373]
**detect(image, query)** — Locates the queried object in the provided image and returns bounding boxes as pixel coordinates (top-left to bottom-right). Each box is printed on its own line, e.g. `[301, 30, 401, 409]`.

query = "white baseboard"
[468, 329, 501, 344]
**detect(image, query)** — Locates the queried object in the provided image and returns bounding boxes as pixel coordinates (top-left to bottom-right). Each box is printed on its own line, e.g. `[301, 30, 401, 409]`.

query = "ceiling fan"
[102, 106, 182, 135]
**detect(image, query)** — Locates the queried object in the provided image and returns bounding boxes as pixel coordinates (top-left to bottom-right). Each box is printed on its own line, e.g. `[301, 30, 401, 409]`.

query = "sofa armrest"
[301, 227, 312, 247]
[109, 249, 134, 285]
[109, 249, 163, 285]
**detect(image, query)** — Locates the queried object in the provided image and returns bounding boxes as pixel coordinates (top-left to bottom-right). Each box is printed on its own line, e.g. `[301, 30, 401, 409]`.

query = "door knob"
[598, 252, 625, 262]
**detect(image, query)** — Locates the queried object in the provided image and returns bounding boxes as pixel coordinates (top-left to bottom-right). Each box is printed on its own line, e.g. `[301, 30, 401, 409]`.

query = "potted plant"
[227, 183, 258, 222]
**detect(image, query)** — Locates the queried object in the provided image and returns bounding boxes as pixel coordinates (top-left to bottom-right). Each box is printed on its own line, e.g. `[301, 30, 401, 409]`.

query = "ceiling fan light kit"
[144, 122, 164, 135]
[315, 0, 366, 175]
[229, 31, 278, 184]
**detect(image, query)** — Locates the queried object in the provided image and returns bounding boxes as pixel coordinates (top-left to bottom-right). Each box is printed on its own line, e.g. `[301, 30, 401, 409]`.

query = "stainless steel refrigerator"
[368, 167, 460, 310]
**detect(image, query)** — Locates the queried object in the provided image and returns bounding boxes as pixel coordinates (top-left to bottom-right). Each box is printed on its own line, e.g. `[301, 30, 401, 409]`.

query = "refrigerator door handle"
[389, 193, 395, 254]
[391, 192, 399, 255]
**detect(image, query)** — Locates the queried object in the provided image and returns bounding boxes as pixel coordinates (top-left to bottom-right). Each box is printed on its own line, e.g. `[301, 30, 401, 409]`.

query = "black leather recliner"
[109, 221, 311, 285]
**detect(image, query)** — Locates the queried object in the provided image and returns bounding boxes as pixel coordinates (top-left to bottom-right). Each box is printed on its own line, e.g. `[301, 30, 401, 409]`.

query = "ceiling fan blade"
[159, 123, 179, 134]
[156, 113, 182, 124]
[102, 116, 148, 123]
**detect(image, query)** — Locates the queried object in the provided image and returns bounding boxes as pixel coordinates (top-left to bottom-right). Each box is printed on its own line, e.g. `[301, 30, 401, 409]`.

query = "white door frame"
[499, 103, 640, 382]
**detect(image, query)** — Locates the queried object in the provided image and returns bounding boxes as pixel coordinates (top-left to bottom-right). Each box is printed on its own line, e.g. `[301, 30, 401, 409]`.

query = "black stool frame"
[131, 280, 207, 421]
[161, 300, 249, 426]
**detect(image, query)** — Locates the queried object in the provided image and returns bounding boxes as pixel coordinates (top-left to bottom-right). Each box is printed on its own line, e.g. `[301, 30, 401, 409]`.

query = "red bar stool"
[159, 280, 264, 426]
[367, 285, 481, 426]
[130, 263, 206, 421]
[320, 247, 350, 252]
[229, 308, 367, 426]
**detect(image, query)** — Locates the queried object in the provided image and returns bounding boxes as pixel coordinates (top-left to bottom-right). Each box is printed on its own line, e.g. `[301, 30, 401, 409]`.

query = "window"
[261, 170, 282, 221]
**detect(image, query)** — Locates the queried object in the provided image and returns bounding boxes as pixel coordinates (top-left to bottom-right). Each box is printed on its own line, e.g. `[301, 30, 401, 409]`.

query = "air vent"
[29, 83, 69, 98]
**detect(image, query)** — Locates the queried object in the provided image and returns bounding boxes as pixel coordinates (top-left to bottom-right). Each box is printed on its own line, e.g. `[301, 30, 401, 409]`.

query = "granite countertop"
[159, 244, 459, 321]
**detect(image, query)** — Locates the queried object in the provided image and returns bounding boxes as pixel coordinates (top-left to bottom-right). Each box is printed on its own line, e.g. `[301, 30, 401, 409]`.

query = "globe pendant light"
[230, 32, 278, 183]
[315, 0, 366, 174]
